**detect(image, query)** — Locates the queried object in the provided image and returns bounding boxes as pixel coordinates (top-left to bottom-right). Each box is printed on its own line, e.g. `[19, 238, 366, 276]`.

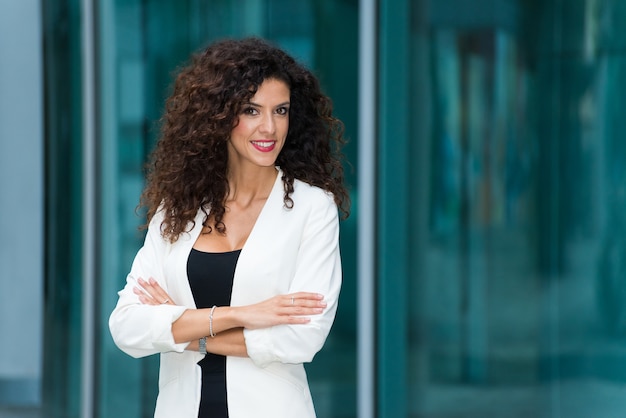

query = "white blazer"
[109, 170, 342, 418]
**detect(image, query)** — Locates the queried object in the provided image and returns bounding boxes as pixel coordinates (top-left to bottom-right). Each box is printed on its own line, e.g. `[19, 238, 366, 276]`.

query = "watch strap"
[199, 336, 207, 355]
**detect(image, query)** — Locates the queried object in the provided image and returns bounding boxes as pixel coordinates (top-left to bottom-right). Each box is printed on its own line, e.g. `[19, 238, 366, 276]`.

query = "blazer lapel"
[168, 209, 206, 309]
[231, 170, 285, 306]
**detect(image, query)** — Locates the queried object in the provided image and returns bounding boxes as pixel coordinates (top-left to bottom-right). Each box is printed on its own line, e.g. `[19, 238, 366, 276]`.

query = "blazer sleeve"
[243, 191, 342, 367]
[109, 211, 189, 358]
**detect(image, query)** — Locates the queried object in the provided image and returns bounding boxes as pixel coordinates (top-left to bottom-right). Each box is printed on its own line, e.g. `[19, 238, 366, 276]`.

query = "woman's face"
[227, 78, 290, 171]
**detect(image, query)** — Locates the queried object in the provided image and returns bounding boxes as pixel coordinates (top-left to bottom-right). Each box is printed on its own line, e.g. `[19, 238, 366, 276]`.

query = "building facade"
[2, 0, 626, 417]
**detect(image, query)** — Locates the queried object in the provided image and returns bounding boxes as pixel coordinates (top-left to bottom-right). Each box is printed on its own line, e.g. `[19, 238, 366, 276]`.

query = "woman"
[109, 37, 349, 418]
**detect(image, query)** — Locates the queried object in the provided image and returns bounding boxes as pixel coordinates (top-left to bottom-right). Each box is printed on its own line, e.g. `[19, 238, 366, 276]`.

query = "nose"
[259, 112, 276, 134]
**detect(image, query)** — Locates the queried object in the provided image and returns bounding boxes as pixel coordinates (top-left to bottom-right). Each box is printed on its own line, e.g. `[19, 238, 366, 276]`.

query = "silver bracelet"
[199, 336, 207, 354]
[209, 305, 217, 338]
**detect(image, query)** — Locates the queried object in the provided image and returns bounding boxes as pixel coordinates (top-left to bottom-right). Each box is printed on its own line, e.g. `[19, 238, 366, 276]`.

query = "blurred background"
[2, 0, 626, 417]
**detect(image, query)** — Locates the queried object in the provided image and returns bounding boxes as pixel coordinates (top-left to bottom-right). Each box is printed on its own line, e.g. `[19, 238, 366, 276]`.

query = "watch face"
[199, 337, 207, 354]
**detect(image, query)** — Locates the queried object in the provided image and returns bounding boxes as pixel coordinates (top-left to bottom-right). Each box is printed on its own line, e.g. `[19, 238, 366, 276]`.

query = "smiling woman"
[109, 37, 350, 418]
[228, 79, 291, 172]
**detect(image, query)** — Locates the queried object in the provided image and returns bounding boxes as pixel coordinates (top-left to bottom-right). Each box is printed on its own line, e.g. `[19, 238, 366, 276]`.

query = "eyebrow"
[247, 101, 291, 108]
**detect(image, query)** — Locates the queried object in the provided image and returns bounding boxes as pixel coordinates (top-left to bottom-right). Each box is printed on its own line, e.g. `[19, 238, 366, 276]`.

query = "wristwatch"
[199, 337, 207, 355]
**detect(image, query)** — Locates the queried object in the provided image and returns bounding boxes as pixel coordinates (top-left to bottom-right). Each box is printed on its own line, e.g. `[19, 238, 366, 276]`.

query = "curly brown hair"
[140, 37, 350, 242]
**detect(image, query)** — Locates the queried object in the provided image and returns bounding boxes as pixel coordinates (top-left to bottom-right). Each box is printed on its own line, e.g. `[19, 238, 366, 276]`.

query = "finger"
[147, 277, 163, 289]
[136, 293, 156, 305]
[283, 293, 320, 306]
[135, 290, 171, 306]
[136, 278, 159, 301]
[285, 316, 311, 324]
[147, 278, 172, 303]
[290, 292, 325, 300]
[288, 306, 325, 316]
[133, 286, 153, 303]
[140, 295, 153, 305]
[138, 277, 161, 292]
[137, 278, 173, 305]
[286, 295, 327, 309]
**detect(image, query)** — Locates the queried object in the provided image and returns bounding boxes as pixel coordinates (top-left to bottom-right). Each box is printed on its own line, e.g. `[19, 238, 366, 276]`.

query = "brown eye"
[276, 106, 289, 116]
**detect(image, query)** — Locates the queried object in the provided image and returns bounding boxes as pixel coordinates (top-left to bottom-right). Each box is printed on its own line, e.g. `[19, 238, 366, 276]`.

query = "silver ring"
[291, 297, 295, 305]
[161, 299, 170, 304]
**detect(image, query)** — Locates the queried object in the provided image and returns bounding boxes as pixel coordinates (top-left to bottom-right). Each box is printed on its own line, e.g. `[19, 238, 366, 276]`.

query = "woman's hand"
[229, 292, 327, 330]
[133, 277, 176, 306]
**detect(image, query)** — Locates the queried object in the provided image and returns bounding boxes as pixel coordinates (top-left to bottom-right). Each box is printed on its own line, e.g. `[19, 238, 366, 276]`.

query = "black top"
[187, 248, 241, 418]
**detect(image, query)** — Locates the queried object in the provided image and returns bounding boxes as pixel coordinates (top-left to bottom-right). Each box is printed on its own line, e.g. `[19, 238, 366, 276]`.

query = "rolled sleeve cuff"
[151, 305, 190, 352]
[110, 304, 190, 357]
[243, 327, 280, 368]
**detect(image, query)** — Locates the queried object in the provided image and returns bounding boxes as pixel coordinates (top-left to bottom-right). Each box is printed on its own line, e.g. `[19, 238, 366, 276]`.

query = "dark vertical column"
[312, 0, 360, 414]
[378, 0, 410, 416]
[528, 3, 563, 416]
[42, 0, 85, 417]
[407, 0, 433, 396]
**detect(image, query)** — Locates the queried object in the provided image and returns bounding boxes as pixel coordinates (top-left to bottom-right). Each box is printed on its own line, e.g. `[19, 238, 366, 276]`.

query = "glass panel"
[379, 0, 626, 416]
[310, 2, 359, 416]
[96, 2, 358, 417]
[0, 1, 44, 418]
[41, 1, 84, 417]
[98, 1, 155, 416]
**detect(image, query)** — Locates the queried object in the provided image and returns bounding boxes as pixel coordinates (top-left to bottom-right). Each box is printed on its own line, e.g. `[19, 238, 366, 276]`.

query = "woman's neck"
[226, 166, 278, 205]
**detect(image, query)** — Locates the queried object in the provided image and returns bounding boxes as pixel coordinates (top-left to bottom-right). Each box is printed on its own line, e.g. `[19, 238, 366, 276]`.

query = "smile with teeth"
[251, 140, 276, 152]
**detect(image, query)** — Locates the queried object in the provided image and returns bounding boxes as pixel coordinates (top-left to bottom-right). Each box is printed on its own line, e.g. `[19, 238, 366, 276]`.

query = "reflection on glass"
[397, 0, 626, 417]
